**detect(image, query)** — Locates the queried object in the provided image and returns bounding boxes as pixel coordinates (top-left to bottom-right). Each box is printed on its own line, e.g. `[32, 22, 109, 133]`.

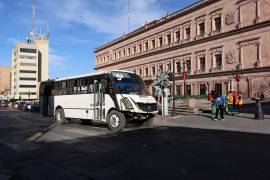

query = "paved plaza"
[1, 109, 270, 180]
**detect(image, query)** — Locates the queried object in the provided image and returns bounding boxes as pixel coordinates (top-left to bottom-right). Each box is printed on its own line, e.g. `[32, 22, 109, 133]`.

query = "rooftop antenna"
[32, 0, 36, 36]
[128, 0, 131, 33]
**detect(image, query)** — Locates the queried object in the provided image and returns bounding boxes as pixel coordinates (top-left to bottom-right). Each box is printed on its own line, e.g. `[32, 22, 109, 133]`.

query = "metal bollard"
[255, 98, 264, 120]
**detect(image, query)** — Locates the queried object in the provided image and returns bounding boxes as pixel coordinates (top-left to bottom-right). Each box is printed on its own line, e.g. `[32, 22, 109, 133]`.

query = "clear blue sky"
[0, 0, 195, 79]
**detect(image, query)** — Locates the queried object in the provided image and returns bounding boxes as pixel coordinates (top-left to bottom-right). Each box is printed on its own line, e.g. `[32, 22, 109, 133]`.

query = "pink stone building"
[95, 0, 270, 98]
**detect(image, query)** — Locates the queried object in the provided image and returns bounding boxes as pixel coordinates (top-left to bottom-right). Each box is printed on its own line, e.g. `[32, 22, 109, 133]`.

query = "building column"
[238, 46, 243, 69]
[237, 6, 242, 28]
[180, 27, 184, 42]
[196, 57, 200, 71]
[212, 53, 216, 68]
[255, 0, 260, 23]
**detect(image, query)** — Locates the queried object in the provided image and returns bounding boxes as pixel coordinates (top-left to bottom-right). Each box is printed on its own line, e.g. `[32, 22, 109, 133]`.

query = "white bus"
[40, 70, 158, 132]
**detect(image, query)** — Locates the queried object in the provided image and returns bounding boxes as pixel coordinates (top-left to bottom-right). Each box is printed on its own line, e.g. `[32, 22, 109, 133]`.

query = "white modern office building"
[10, 38, 49, 100]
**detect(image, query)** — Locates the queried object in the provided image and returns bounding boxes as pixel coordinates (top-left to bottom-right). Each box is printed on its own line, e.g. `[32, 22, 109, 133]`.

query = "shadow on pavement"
[5, 126, 270, 180]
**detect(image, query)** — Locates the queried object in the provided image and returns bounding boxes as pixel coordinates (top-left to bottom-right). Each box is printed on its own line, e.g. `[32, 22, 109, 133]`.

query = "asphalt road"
[1, 109, 270, 180]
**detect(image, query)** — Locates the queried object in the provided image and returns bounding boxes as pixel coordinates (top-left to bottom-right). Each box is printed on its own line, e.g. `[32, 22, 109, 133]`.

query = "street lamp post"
[228, 77, 233, 92]
[172, 59, 176, 115]
[232, 66, 242, 92]
[182, 61, 187, 98]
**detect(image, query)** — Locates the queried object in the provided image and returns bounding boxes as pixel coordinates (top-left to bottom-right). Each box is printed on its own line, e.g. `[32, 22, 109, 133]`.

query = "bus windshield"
[111, 71, 150, 96]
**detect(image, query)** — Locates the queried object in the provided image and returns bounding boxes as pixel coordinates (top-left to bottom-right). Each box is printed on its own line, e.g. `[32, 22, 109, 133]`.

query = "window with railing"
[176, 85, 181, 96]
[145, 67, 149, 77]
[151, 39, 155, 49]
[159, 37, 163, 47]
[186, 60, 191, 74]
[200, 57, 206, 71]
[185, 27, 191, 40]
[145, 41, 149, 51]
[118, 51, 121, 58]
[176, 62, 181, 73]
[139, 44, 142, 53]
[215, 54, 222, 67]
[175, 31, 180, 43]
[139, 69, 142, 76]
[214, 16, 221, 32]
[167, 34, 171, 45]
[152, 66, 156, 75]
[199, 22, 205, 35]
[133, 46, 136, 54]
[167, 63, 171, 72]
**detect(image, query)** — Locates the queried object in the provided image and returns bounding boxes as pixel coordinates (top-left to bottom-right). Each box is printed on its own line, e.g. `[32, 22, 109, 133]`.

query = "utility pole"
[32, 0, 36, 36]
[128, 0, 131, 33]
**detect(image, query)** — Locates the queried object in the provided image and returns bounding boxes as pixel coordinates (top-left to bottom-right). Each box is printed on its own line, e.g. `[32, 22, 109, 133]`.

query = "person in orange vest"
[227, 91, 234, 115]
[237, 91, 243, 115]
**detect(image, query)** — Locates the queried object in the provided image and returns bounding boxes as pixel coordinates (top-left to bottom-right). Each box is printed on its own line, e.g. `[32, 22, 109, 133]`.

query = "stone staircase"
[158, 99, 210, 116]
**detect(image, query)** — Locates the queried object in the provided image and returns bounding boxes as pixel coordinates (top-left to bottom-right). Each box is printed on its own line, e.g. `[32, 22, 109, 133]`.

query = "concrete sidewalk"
[153, 113, 270, 135]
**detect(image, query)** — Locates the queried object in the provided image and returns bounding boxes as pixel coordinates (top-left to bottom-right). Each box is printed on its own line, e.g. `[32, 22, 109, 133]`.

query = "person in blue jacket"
[213, 94, 227, 121]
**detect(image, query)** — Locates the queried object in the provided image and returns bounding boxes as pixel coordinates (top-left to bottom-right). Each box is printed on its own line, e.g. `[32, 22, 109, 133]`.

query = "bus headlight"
[121, 97, 134, 110]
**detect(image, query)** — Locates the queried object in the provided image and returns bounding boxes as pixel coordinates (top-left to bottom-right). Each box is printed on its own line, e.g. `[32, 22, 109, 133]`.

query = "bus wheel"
[107, 110, 126, 132]
[55, 108, 66, 124]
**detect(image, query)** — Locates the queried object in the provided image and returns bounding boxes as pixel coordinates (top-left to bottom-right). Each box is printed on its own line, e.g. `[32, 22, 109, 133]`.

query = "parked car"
[30, 102, 40, 112]
[14, 101, 20, 109]
[17, 101, 27, 110]
[0, 100, 10, 107]
[23, 102, 33, 111]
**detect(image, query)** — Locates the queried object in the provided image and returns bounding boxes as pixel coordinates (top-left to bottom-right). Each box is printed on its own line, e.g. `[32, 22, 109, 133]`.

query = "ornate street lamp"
[182, 61, 187, 98]
[232, 65, 243, 92]
[228, 76, 233, 92]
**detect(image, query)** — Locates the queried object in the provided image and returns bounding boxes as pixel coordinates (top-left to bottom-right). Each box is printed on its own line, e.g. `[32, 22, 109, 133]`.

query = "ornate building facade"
[95, 0, 270, 97]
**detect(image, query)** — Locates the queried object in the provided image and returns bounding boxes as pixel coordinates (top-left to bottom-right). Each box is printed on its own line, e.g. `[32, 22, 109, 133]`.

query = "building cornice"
[96, 20, 270, 70]
[94, 0, 220, 53]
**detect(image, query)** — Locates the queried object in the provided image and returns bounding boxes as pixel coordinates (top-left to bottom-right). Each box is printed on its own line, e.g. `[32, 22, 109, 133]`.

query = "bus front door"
[93, 80, 105, 121]
[43, 85, 51, 116]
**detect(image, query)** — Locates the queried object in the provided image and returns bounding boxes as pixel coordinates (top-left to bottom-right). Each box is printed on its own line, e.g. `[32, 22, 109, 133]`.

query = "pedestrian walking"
[237, 92, 243, 115]
[213, 94, 227, 121]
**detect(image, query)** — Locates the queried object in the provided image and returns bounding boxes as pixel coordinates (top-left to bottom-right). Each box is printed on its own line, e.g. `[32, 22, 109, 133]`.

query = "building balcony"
[210, 66, 223, 73]
[195, 69, 206, 75]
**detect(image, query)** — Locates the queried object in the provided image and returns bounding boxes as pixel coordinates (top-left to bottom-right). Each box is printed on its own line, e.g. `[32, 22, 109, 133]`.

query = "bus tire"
[55, 108, 66, 124]
[107, 110, 126, 132]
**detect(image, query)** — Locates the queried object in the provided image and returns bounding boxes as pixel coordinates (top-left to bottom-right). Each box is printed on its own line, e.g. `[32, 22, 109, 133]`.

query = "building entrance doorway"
[215, 83, 222, 95]
[200, 84, 207, 95]
[186, 85, 191, 96]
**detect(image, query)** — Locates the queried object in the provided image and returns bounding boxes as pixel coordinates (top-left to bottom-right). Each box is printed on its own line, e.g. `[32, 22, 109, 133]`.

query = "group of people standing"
[211, 91, 243, 121]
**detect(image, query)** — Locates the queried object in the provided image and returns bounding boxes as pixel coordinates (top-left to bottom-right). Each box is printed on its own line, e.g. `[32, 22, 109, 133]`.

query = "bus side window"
[68, 80, 74, 95]
[61, 81, 67, 95]
[87, 77, 94, 93]
[73, 80, 78, 94]
[81, 78, 88, 94]
[52, 82, 59, 95]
